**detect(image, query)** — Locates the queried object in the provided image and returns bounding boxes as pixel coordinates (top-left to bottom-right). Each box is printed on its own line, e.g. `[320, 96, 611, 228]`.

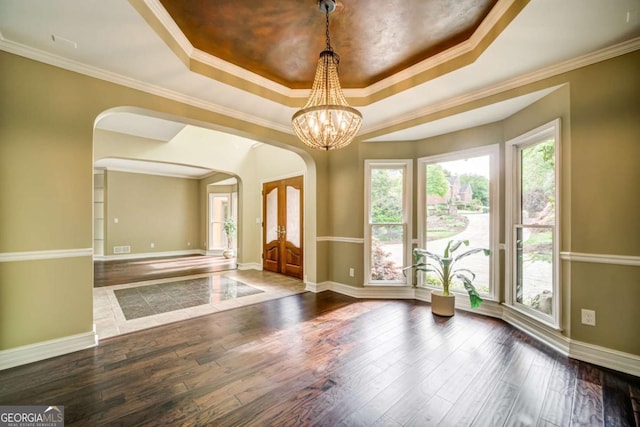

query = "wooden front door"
[262, 176, 303, 279]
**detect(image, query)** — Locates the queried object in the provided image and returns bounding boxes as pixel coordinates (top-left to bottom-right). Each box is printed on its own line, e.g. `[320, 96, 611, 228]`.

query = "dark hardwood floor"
[1, 292, 638, 426]
[94, 255, 236, 287]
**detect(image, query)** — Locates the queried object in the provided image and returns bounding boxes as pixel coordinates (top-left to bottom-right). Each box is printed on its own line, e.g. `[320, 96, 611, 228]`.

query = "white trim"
[502, 304, 570, 355]
[569, 340, 640, 378]
[305, 281, 331, 293]
[147, 0, 640, 105]
[314, 281, 640, 377]
[0, 248, 93, 263]
[100, 166, 209, 180]
[0, 328, 98, 371]
[416, 144, 500, 299]
[97, 249, 205, 261]
[560, 252, 640, 267]
[0, 36, 292, 135]
[364, 160, 413, 286]
[413, 287, 504, 319]
[237, 262, 262, 271]
[505, 118, 562, 328]
[1, 28, 637, 138]
[316, 236, 365, 244]
[362, 38, 640, 135]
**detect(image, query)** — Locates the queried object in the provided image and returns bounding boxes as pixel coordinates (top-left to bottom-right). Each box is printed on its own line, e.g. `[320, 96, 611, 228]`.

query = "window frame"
[416, 144, 500, 300]
[364, 159, 413, 286]
[505, 119, 562, 328]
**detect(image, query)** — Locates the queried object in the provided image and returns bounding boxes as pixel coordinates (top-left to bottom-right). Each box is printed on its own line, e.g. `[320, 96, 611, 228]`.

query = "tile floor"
[93, 269, 306, 339]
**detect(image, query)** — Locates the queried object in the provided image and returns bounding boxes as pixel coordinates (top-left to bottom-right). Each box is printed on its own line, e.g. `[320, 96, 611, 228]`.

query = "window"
[209, 193, 235, 251]
[417, 146, 499, 299]
[506, 119, 560, 326]
[365, 160, 412, 285]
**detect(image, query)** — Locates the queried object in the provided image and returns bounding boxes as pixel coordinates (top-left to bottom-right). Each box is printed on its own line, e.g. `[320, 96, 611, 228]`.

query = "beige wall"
[0, 50, 319, 353]
[324, 52, 639, 354]
[1, 48, 638, 360]
[564, 52, 640, 355]
[104, 171, 200, 255]
[95, 128, 307, 268]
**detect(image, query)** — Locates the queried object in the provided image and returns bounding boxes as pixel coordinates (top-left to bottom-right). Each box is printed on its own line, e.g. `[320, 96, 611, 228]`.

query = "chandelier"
[291, 0, 362, 151]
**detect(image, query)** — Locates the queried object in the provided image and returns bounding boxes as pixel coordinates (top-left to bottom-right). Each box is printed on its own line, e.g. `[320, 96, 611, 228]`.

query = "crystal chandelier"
[291, 0, 362, 151]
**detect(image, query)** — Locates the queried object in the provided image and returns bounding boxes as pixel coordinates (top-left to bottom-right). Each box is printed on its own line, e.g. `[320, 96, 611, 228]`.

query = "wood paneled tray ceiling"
[157, 0, 501, 90]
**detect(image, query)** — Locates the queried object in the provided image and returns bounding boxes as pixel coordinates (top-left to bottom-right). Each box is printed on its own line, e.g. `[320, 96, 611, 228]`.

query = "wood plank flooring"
[1, 291, 638, 426]
[94, 255, 236, 287]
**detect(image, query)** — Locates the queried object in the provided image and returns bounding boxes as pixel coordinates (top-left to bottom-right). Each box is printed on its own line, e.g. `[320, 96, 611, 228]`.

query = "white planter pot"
[222, 249, 234, 259]
[431, 290, 455, 317]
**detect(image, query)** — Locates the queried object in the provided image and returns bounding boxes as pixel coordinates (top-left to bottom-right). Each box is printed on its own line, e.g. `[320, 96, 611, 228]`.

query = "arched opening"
[92, 107, 317, 338]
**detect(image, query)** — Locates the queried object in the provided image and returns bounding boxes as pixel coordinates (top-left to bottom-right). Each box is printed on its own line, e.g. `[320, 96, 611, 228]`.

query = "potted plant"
[223, 217, 236, 259]
[403, 239, 489, 316]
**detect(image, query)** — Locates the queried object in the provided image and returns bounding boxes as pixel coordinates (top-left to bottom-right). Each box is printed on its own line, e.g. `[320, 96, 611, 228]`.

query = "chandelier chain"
[325, 7, 332, 51]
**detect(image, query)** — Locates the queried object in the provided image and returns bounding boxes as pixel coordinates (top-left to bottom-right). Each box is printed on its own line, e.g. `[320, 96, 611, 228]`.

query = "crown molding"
[2, 21, 638, 143]
[139, 0, 529, 106]
[360, 36, 640, 139]
[0, 35, 293, 136]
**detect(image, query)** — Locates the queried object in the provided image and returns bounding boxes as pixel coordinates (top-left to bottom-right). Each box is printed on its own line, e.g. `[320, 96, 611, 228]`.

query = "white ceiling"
[95, 113, 186, 142]
[94, 157, 214, 179]
[1, 0, 639, 145]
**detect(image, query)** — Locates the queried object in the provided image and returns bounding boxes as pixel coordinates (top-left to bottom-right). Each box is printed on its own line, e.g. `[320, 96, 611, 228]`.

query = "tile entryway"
[93, 269, 306, 339]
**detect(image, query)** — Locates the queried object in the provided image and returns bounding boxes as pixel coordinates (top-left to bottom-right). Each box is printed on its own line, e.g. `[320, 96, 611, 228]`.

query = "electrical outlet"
[349, 267, 355, 277]
[150, 243, 155, 248]
[581, 309, 596, 326]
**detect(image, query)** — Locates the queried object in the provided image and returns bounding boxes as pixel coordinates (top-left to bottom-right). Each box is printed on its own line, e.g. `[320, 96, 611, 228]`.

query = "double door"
[262, 176, 303, 279]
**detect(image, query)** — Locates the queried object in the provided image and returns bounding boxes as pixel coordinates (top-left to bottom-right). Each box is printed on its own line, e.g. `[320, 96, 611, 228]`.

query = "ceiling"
[0, 0, 639, 146]
[157, 0, 498, 89]
[94, 157, 214, 179]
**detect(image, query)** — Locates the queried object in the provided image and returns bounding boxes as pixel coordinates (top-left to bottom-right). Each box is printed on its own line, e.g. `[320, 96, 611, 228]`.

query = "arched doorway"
[91, 107, 317, 338]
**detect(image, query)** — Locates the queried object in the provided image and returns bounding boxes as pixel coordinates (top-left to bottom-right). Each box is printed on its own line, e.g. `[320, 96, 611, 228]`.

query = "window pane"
[424, 156, 490, 294]
[371, 225, 404, 281]
[210, 194, 230, 249]
[266, 188, 278, 243]
[370, 168, 404, 224]
[286, 185, 300, 246]
[520, 140, 555, 225]
[516, 226, 554, 315]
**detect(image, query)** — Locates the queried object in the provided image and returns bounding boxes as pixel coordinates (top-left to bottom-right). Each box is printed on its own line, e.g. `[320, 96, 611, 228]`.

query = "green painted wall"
[0, 48, 638, 358]
[104, 171, 200, 255]
[0, 50, 321, 352]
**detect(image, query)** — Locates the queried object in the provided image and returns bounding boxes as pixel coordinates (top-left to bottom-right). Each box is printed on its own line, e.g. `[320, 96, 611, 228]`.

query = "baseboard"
[569, 340, 640, 377]
[501, 304, 570, 356]
[317, 281, 639, 377]
[96, 249, 205, 261]
[0, 328, 99, 371]
[237, 262, 262, 271]
[305, 281, 331, 293]
[413, 288, 504, 319]
[309, 281, 416, 299]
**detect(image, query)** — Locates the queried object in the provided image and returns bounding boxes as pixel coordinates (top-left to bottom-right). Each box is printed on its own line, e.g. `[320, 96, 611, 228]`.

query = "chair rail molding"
[0, 248, 93, 263]
[560, 251, 640, 267]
